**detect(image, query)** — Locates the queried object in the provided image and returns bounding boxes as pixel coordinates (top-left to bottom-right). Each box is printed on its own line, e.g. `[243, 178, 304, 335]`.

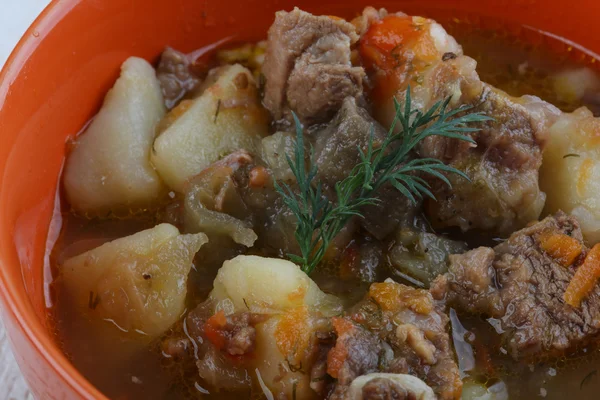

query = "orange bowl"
[0, 0, 599, 398]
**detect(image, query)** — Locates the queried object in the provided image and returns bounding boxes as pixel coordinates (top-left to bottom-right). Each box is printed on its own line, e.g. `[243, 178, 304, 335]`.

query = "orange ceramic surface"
[0, 0, 599, 398]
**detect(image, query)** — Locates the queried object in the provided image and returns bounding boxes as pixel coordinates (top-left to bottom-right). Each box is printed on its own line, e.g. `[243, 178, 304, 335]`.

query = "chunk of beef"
[157, 47, 201, 109]
[357, 9, 559, 235]
[330, 281, 461, 399]
[314, 97, 417, 239]
[219, 313, 259, 356]
[314, 97, 386, 190]
[432, 212, 600, 360]
[262, 8, 364, 125]
[422, 82, 554, 235]
[185, 300, 265, 356]
[327, 318, 385, 400]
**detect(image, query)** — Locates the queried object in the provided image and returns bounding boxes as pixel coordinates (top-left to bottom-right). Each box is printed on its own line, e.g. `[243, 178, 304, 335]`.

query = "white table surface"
[1, 2, 52, 399]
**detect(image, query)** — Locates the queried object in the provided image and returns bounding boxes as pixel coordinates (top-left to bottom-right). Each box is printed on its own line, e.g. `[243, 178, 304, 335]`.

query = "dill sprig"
[275, 87, 492, 274]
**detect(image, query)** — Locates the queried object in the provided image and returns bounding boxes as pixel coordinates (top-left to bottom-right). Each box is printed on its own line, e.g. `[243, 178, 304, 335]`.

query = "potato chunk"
[151, 64, 269, 191]
[61, 224, 207, 337]
[210, 255, 342, 315]
[540, 107, 600, 244]
[63, 57, 167, 214]
[208, 255, 342, 399]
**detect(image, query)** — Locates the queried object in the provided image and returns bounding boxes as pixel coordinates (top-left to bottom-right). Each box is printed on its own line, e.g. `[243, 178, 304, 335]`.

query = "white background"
[0, 1, 52, 398]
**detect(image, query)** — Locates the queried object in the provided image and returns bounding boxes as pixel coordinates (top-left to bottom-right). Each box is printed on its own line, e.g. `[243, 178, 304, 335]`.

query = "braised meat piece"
[186, 307, 266, 356]
[262, 8, 365, 125]
[328, 280, 461, 400]
[313, 97, 417, 239]
[422, 83, 552, 235]
[357, 9, 559, 235]
[157, 47, 201, 109]
[326, 317, 386, 400]
[432, 212, 600, 360]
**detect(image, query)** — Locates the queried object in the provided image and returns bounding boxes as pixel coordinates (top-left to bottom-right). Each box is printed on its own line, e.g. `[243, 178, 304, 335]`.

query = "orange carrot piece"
[326, 317, 354, 378]
[204, 310, 228, 349]
[369, 281, 433, 314]
[539, 232, 583, 267]
[274, 306, 310, 364]
[248, 166, 270, 188]
[565, 244, 600, 307]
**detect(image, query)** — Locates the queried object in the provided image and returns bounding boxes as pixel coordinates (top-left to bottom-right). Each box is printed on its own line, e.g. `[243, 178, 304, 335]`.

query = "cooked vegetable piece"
[210, 255, 342, 315]
[151, 64, 269, 191]
[540, 107, 600, 244]
[216, 41, 267, 79]
[183, 151, 258, 247]
[389, 226, 467, 286]
[207, 255, 342, 399]
[539, 232, 583, 267]
[63, 57, 167, 214]
[565, 243, 600, 307]
[260, 131, 298, 182]
[61, 223, 207, 338]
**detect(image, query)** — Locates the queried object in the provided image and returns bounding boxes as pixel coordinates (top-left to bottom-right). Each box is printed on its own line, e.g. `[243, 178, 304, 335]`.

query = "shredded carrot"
[539, 232, 583, 267]
[326, 317, 354, 378]
[369, 281, 433, 314]
[577, 158, 594, 197]
[204, 310, 228, 349]
[248, 166, 270, 188]
[359, 15, 437, 101]
[274, 306, 311, 364]
[565, 244, 600, 307]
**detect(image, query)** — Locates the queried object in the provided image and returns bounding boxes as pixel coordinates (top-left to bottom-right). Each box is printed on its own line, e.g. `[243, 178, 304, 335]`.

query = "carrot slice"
[539, 232, 583, 267]
[274, 306, 310, 364]
[204, 310, 228, 349]
[564, 244, 600, 307]
[369, 281, 433, 314]
[326, 317, 354, 378]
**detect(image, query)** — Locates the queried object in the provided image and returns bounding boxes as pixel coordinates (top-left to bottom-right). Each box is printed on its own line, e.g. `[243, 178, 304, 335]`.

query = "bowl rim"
[0, 1, 106, 399]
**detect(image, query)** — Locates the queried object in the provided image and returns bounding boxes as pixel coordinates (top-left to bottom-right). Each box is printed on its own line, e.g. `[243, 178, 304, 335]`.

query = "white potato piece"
[210, 255, 342, 315]
[61, 223, 207, 337]
[540, 107, 600, 243]
[151, 64, 269, 191]
[64, 57, 167, 214]
[253, 318, 316, 400]
[348, 373, 435, 400]
[552, 67, 600, 103]
[208, 255, 342, 399]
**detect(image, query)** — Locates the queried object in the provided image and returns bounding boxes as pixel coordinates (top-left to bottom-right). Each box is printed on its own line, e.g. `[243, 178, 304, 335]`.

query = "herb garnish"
[275, 86, 492, 274]
[581, 369, 597, 389]
[214, 99, 221, 123]
[88, 291, 101, 310]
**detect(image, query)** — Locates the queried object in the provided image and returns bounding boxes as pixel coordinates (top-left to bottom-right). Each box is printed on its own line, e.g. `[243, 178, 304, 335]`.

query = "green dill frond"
[274, 86, 492, 274]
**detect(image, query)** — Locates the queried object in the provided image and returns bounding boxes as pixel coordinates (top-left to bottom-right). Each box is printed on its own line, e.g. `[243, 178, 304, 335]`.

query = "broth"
[47, 11, 600, 400]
